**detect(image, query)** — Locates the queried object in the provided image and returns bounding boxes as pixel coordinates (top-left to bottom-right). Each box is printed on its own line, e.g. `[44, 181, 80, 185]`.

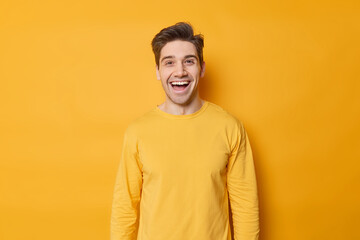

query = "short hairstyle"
[151, 22, 204, 67]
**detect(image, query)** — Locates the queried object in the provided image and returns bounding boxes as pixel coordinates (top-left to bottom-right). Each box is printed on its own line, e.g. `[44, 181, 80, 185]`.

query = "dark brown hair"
[151, 22, 204, 67]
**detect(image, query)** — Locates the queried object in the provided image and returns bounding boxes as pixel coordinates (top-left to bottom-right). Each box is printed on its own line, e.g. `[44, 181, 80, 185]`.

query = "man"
[111, 22, 259, 240]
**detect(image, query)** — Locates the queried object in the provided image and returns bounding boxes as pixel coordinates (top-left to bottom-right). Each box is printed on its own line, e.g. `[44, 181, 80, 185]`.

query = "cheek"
[187, 66, 201, 76]
[189, 70, 200, 78]
[160, 70, 172, 80]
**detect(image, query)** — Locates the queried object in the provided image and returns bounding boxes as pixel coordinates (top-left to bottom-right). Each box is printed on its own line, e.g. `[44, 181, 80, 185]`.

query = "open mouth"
[170, 81, 190, 92]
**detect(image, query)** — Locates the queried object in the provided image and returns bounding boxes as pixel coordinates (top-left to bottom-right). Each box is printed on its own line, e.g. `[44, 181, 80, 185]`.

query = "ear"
[200, 61, 206, 78]
[155, 65, 160, 80]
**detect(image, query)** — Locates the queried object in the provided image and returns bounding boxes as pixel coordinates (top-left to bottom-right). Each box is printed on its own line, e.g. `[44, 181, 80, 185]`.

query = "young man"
[111, 22, 259, 240]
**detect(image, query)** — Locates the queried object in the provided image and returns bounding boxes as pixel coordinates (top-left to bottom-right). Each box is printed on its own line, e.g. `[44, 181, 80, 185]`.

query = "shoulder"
[205, 101, 248, 151]
[206, 101, 244, 129]
[123, 108, 159, 137]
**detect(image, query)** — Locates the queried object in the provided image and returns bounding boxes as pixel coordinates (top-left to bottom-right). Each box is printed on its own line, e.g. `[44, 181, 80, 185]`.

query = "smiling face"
[156, 40, 205, 106]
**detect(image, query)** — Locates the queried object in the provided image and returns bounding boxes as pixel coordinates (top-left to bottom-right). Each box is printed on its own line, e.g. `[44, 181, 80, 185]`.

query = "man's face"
[156, 40, 205, 106]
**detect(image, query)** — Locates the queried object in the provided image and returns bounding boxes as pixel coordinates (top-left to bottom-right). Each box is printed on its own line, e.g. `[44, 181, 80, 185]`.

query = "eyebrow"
[160, 56, 175, 63]
[184, 55, 199, 60]
[160, 54, 199, 63]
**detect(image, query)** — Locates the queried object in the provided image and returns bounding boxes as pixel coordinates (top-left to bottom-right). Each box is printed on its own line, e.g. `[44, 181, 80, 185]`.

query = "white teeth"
[171, 81, 190, 85]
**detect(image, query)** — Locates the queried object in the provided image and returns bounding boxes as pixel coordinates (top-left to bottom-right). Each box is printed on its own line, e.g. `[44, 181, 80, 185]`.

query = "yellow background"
[1, 0, 359, 239]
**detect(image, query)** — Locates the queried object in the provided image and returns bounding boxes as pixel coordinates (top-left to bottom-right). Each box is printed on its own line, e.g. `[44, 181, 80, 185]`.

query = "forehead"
[160, 40, 198, 59]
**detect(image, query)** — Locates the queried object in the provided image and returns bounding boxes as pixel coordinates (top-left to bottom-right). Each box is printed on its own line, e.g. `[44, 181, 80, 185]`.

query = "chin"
[172, 97, 193, 106]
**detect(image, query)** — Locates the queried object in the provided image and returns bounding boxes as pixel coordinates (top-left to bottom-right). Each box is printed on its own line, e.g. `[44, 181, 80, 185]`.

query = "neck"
[159, 97, 205, 115]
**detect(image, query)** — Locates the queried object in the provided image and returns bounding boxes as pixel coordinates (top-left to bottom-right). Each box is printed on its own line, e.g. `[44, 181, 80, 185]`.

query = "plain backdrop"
[1, 0, 359, 239]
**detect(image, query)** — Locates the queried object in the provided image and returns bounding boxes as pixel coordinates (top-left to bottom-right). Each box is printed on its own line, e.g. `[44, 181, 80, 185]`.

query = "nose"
[174, 63, 188, 78]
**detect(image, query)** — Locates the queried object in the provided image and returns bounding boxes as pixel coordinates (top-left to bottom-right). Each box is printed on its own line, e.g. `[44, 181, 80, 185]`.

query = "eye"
[184, 59, 195, 65]
[164, 60, 174, 66]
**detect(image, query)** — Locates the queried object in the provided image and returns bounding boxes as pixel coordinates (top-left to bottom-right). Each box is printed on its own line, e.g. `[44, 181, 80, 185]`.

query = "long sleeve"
[227, 121, 259, 240]
[111, 127, 143, 240]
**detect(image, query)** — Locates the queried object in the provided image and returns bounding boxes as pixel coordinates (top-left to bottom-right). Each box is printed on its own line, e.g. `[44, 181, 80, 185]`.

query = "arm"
[110, 127, 143, 240]
[227, 121, 259, 240]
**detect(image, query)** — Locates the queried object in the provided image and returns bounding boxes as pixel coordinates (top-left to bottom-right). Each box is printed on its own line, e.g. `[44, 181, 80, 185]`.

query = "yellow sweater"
[111, 101, 259, 240]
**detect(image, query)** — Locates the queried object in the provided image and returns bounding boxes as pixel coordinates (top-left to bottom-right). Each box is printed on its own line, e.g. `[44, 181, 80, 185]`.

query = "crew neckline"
[154, 101, 209, 119]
